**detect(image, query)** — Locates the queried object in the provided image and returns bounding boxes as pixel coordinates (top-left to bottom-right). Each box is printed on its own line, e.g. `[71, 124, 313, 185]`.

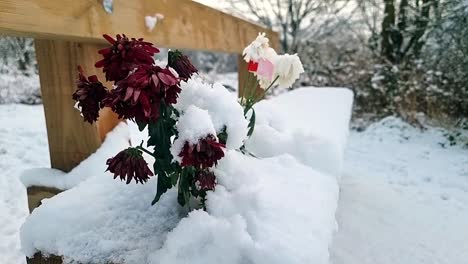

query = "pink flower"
[256, 59, 274, 81]
[72, 66, 108, 123]
[95, 34, 159, 82]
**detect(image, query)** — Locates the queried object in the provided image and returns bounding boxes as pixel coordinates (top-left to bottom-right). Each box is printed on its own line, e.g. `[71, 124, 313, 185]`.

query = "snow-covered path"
[331, 118, 468, 264]
[0, 105, 467, 263]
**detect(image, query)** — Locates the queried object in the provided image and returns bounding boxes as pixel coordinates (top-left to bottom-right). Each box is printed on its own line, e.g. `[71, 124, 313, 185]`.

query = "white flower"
[273, 54, 304, 89]
[242, 33, 277, 62]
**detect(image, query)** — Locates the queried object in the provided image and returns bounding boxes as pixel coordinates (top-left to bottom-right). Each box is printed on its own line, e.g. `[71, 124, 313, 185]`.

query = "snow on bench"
[20, 87, 353, 264]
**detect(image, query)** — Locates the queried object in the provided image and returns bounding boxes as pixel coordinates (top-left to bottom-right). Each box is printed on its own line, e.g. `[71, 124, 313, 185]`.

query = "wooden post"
[35, 40, 119, 172]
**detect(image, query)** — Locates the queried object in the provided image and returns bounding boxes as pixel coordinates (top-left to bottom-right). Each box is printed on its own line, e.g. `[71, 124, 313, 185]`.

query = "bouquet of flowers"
[73, 33, 303, 210]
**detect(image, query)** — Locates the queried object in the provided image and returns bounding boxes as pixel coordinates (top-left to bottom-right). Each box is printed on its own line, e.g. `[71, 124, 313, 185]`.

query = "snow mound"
[246, 87, 353, 176]
[176, 77, 248, 150]
[171, 105, 217, 163]
[20, 87, 353, 264]
[21, 150, 338, 264]
[20, 122, 131, 190]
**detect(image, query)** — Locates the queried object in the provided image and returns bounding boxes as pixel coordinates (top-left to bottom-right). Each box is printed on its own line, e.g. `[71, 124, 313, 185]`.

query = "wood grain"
[0, 0, 279, 54]
[35, 40, 120, 171]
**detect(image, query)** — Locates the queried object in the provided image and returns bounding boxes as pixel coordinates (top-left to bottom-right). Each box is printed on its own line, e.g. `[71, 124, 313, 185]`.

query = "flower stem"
[136, 142, 155, 157]
[242, 72, 254, 106]
[240, 71, 250, 105]
[256, 76, 279, 101]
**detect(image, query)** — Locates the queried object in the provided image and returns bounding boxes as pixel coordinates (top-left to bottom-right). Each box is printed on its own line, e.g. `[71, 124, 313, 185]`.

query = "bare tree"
[380, 0, 440, 64]
[226, 0, 352, 53]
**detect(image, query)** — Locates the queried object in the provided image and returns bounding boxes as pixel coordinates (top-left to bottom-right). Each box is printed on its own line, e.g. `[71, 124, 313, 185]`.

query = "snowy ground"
[1, 104, 468, 263]
[331, 118, 468, 264]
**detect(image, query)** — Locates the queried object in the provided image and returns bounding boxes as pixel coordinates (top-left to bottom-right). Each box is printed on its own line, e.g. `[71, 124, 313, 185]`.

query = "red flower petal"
[248, 61, 259, 72]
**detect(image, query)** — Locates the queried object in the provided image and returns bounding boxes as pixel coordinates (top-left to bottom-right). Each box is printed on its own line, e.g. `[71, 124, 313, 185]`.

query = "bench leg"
[35, 40, 119, 172]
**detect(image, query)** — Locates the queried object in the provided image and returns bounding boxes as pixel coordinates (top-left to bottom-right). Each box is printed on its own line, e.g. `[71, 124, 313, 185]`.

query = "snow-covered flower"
[178, 135, 225, 169]
[106, 147, 154, 184]
[95, 34, 160, 82]
[72, 66, 108, 123]
[168, 49, 198, 81]
[242, 33, 277, 62]
[273, 54, 304, 89]
[194, 169, 217, 191]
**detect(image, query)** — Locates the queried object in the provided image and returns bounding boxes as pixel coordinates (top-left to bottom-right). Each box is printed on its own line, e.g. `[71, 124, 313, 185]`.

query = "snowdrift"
[20, 87, 353, 264]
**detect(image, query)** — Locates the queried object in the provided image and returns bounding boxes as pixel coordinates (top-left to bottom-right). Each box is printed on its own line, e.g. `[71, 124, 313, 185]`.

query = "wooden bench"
[0, 0, 279, 172]
[1, 1, 278, 263]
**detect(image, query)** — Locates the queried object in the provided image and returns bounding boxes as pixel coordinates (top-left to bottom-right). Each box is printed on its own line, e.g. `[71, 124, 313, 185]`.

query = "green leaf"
[247, 108, 256, 137]
[152, 172, 170, 205]
[170, 171, 179, 186]
[177, 168, 193, 207]
[217, 126, 228, 145]
[136, 120, 148, 132]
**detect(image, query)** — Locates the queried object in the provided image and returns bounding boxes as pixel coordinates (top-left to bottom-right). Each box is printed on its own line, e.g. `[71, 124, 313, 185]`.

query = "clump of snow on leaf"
[175, 77, 248, 149]
[170, 105, 217, 163]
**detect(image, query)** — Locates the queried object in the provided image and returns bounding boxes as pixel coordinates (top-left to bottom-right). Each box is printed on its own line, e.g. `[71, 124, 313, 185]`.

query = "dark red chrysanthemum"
[95, 34, 160, 82]
[168, 50, 198, 81]
[194, 170, 217, 191]
[106, 147, 154, 184]
[104, 64, 181, 123]
[179, 135, 225, 168]
[72, 66, 108, 123]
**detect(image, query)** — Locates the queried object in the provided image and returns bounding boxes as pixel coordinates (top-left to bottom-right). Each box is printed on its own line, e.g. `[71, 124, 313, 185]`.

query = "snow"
[19, 148, 338, 264]
[20, 122, 131, 189]
[17, 87, 350, 264]
[171, 105, 217, 163]
[0, 104, 48, 264]
[247, 87, 354, 176]
[150, 151, 338, 264]
[331, 117, 468, 264]
[2, 89, 467, 264]
[176, 77, 248, 150]
[0, 73, 40, 104]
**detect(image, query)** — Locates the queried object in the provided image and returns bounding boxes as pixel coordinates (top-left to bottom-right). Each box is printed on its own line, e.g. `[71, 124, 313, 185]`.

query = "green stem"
[136, 145, 155, 157]
[240, 70, 250, 105]
[256, 76, 279, 101]
[242, 72, 254, 106]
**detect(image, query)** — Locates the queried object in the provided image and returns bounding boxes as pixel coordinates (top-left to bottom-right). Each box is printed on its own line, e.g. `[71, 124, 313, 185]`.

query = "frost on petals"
[273, 54, 305, 89]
